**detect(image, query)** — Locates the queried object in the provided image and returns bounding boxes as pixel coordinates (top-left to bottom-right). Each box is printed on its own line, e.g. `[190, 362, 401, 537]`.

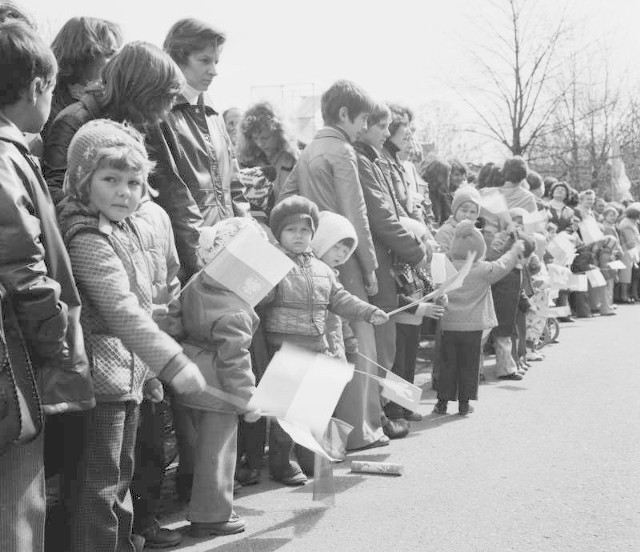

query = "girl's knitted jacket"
[442, 248, 519, 331]
[57, 198, 191, 403]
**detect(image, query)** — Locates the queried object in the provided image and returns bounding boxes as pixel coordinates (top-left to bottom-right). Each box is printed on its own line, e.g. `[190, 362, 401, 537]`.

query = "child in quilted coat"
[56, 119, 205, 552]
[263, 195, 389, 486]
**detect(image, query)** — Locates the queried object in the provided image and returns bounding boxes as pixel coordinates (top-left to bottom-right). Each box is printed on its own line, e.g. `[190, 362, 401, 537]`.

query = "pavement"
[157, 305, 640, 552]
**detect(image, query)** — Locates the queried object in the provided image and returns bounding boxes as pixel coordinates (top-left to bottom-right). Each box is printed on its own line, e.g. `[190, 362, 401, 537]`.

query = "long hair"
[236, 102, 299, 167]
[421, 158, 451, 192]
[99, 41, 184, 124]
[163, 18, 226, 66]
[51, 17, 122, 87]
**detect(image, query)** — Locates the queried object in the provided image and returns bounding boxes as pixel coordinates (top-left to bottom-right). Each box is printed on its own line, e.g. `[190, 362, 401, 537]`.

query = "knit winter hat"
[65, 119, 152, 202]
[602, 205, 619, 218]
[624, 202, 640, 219]
[451, 185, 481, 218]
[269, 195, 320, 239]
[198, 217, 267, 265]
[311, 211, 358, 261]
[448, 219, 486, 261]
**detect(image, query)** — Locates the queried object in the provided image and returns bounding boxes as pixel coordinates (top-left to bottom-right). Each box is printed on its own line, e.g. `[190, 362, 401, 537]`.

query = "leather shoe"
[402, 410, 423, 422]
[498, 372, 523, 381]
[140, 521, 182, 549]
[271, 462, 307, 486]
[236, 466, 260, 486]
[458, 402, 475, 416]
[382, 418, 409, 439]
[191, 513, 246, 538]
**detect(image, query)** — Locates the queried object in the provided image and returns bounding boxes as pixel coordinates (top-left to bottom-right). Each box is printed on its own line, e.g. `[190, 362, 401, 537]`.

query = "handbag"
[0, 283, 43, 455]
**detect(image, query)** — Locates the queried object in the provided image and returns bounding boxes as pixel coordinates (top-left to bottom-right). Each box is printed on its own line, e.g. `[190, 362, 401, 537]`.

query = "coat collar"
[354, 140, 379, 162]
[0, 112, 30, 151]
[173, 90, 218, 116]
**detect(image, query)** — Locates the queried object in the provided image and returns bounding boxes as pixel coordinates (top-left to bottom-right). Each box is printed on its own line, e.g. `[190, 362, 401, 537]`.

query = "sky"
[23, 0, 640, 159]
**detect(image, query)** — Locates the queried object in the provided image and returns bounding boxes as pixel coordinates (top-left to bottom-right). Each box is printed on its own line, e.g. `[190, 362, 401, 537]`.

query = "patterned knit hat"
[311, 211, 358, 261]
[269, 195, 320, 239]
[198, 217, 267, 265]
[451, 185, 481, 218]
[65, 119, 151, 201]
[449, 220, 486, 261]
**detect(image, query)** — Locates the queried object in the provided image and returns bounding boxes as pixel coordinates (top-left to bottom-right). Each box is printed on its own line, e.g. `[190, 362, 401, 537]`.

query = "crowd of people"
[1, 4, 639, 552]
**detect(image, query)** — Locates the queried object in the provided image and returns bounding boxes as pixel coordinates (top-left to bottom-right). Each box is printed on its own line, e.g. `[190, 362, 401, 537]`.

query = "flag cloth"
[546, 234, 576, 266]
[547, 264, 571, 290]
[249, 344, 354, 461]
[523, 210, 548, 233]
[586, 268, 606, 288]
[379, 370, 422, 412]
[578, 218, 605, 245]
[479, 190, 509, 215]
[203, 225, 294, 306]
[610, 136, 633, 202]
[567, 274, 588, 292]
[608, 260, 627, 270]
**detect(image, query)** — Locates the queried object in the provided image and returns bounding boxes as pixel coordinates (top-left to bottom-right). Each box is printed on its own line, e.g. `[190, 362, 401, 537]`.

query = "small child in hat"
[434, 220, 524, 416]
[178, 217, 264, 539]
[263, 195, 388, 485]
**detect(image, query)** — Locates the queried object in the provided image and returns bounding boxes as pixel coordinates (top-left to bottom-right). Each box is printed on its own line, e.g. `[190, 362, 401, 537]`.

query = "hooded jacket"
[179, 274, 257, 413]
[57, 198, 191, 403]
[0, 114, 93, 414]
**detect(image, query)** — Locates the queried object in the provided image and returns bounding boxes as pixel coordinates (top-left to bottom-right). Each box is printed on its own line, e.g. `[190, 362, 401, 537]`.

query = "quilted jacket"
[57, 199, 191, 403]
[263, 248, 378, 352]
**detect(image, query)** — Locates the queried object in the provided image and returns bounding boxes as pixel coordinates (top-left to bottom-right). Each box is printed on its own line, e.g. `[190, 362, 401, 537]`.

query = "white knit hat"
[311, 211, 358, 261]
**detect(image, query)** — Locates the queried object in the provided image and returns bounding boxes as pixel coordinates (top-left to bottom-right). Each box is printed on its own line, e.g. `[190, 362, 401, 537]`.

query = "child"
[179, 217, 263, 539]
[434, 221, 524, 415]
[310, 211, 360, 361]
[56, 119, 205, 552]
[264, 195, 388, 485]
[0, 20, 90, 552]
[435, 185, 482, 252]
[277, 82, 385, 451]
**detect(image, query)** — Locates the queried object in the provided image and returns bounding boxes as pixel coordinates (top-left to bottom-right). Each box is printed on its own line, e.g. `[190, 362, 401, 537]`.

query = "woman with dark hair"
[43, 41, 184, 203]
[422, 158, 452, 226]
[44, 16, 123, 138]
[145, 17, 250, 280]
[547, 181, 574, 232]
[236, 102, 300, 206]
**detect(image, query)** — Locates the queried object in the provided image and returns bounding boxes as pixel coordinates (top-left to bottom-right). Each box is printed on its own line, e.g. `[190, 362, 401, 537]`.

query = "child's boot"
[269, 420, 307, 486]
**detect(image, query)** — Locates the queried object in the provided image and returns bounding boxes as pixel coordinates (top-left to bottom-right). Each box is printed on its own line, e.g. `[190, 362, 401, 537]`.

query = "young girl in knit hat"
[435, 184, 481, 252]
[178, 217, 263, 539]
[434, 220, 524, 415]
[263, 195, 389, 485]
[56, 119, 206, 552]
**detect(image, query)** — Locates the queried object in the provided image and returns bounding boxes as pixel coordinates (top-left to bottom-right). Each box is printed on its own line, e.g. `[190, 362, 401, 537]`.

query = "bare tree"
[460, 0, 572, 155]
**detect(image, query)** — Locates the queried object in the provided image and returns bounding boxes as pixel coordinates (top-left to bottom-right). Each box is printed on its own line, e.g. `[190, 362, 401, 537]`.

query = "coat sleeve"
[42, 112, 84, 205]
[209, 312, 256, 408]
[484, 249, 520, 284]
[161, 208, 184, 339]
[331, 150, 378, 273]
[327, 271, 377, 321]
[277, 162, 300, 202]
[145, 123, 204, 278]
[0, 155, 68, 361]
[358, 156, 426, 265]
[67, 231, 190, 382]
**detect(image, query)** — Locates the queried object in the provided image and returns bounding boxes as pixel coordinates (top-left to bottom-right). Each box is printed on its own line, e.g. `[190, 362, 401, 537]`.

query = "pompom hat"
[448, 220, 487, 261]
[311, 211, 358, 261]
[65, 119, 151, 201]
[269, 195, 320, 239]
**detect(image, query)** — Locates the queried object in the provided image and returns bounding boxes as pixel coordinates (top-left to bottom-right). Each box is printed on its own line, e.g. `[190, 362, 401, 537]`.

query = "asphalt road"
[162, 305, 640, 552]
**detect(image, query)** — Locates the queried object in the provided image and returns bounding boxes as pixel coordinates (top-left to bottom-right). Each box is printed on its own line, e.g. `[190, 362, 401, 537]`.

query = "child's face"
[251, 128, 279, 158]
[181, 44, 220, 92]
[321, 242, 351, 268]
[512, 216, 524, 231]
[279, 219, 313, 254]
[450, 169, 466, 190]
[604, 211, 617, 224]
[88, 164, 144, 222]
[545, 224, 557, 238]
[361, 116, 390, 151]
[339, 108, 369, 142]
[454, 201, 479, 223]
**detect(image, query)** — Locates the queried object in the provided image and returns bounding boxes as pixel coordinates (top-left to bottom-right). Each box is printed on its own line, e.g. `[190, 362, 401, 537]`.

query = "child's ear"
[337, 106, 350, 124]
[24, 77, 47, 105]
